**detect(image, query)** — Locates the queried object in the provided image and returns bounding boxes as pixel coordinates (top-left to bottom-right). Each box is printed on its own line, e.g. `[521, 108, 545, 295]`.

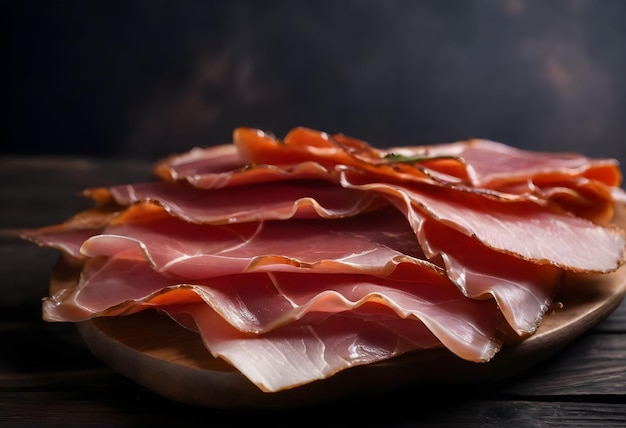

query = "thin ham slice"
[234, 127, 469, 186]
[233, 127, 625, 198]
[154, 144, 243, 184]
[339, 169, 626, 273]
[86, 165, 626, 275]
[44, 257, 504, 367]
[385, 138, 622, 188]
[161, 302, 447, 392]
[29, 200, 558, 335]
[398, 138, 625, 223]
[419, 218, 562, 335]
[91, 203, 559, 335]
[98, 180, 384, 224]
[19, 207, 117, 258]
[157, 128, 626, 224]
[494, 176, 620, 224]
[154, 142, 342, 189]
[79, 204, 440, 280]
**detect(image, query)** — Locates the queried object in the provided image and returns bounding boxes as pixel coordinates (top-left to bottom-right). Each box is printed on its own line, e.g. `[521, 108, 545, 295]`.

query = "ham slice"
[161, 303, 448, 392]
[154, 142, 340, 189]
[154, 144, 243, 184]
[90, 204, 561, 335]
[43, 257, 504, 372]
[385, 138, 623, 188]
[97, 180, 383, 224]
[339, 169, 626, 273]
[79, 204, 440, 280]
[19, 206, 117, 258]
[28, 200, 557, 335]
[418, 217, 562, 335]
[46, 257, 504, 351]
[157, 127, 626, 224]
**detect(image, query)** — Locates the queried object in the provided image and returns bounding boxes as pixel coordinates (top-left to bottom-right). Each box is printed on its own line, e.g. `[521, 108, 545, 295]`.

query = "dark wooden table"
[1, 156, 625, 427]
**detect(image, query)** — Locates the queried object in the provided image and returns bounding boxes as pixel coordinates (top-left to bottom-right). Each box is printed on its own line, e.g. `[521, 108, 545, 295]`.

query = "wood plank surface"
[1, 157, 625, 427]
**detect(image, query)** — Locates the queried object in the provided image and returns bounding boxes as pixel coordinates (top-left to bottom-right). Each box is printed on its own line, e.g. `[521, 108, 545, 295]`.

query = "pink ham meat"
[21, 125, 626, 395]
[98, 180, 383, 224]
[45, 257, 503, 355]
[28, 200, 559, 335]
[385, 138, 623, 188]
[154, 144, 243, 184]
[158, 127, 463, 188]
[339, 169, 626, 274]
[24, 204, 429, 278]
[161, 303, 447, 392]
[418, 218, 562, 335]
[79, 204, 438, 279]
[19, 207, 117, 258]
[157, 128, 626, 223]
[83, 204, 560, 335]
[154, 143, 341, 189]
[87, 168, 626, 274]
[388, 138, 626, 224]
[43, 256, 504, 391]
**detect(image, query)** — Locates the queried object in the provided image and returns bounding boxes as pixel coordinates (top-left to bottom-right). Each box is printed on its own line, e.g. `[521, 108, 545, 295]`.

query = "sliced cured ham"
[495, 176, 621, 224]
[339, 169, 626, 273]
[233, 126, 468, 185]
[78, 204, 441, 280]
[385, 138, 623, 189]
[26, 199, 559, 335]
[28, 200, 556, 337]
[20, 125, 626, 397]
[158, 127, 626, 224]
[419, 217, 562, 335]
[154, 144, 243, 184]
[47, 257, 502, 351]
[154, 142, 341, 189]
[44, 257, 504, 366]
[95, 180, 383, 224]
[234, 126, 625, 193]
[19, 206, 118, 258]
[162, 303, 449, 393]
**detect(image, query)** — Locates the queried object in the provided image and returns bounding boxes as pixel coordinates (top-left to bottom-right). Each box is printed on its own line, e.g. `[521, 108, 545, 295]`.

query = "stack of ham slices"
[21, 127, 626, 393]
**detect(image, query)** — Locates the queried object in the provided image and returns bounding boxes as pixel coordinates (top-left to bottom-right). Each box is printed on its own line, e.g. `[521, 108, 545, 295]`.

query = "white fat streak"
[214, 222, 264, 255]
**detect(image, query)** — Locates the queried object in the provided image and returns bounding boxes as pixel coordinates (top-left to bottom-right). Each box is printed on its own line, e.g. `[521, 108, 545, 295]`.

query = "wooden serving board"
[52, 255, 626, 409]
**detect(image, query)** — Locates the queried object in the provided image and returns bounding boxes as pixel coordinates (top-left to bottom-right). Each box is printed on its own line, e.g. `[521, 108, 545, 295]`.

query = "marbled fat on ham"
[20, 126, 626, 393]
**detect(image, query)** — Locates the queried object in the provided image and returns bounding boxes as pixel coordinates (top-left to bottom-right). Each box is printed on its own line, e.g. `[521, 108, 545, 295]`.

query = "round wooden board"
[60, 258, 626, 409]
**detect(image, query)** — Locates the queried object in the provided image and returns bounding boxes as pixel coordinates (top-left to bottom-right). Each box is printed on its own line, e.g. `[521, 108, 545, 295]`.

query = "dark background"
[8, 0, 626, 168]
